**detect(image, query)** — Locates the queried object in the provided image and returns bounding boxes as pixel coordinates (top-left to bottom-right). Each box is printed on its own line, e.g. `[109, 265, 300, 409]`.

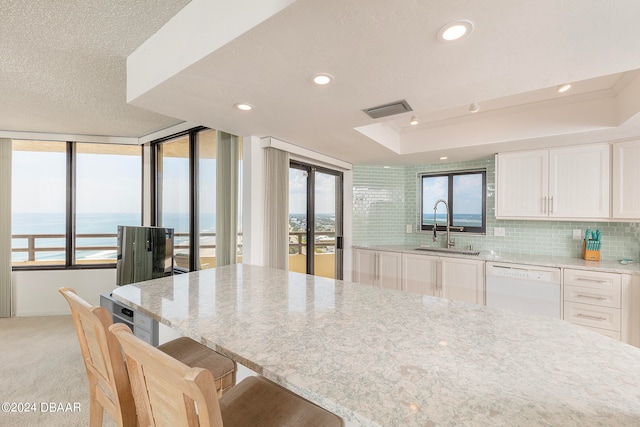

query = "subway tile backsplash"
[353, 158, 640, 261]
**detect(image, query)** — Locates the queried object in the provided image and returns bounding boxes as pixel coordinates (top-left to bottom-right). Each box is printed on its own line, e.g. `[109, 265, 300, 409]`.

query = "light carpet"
[0, 315, 117, 427]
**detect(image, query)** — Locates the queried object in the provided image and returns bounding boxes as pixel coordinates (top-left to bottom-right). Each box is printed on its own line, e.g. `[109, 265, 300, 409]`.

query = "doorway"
[288, 161, 343, 279]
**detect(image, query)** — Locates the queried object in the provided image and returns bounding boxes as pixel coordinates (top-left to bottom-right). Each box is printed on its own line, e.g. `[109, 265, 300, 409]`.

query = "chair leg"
[88, 376, 104, 427]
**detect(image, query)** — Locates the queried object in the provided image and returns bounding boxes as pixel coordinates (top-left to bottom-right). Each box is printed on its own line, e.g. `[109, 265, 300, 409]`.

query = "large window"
[420, 170, 486, 234]
[75, 143, 142, 264]
[154, 128, 242, 272]
[11, 140, 142, 268]
[12, 141, 67, 266]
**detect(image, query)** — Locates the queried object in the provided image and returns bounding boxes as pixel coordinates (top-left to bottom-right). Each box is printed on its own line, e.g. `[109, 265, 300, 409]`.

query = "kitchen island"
[112, 264, 640, 427]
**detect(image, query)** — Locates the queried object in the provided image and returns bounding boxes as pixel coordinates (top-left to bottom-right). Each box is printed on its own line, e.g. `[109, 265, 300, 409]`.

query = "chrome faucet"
[433, 199, 455, 248]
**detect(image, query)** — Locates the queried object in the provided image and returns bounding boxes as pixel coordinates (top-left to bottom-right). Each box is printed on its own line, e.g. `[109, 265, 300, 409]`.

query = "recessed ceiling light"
[409, 116, 419, 126]
[469, 102, 480, 113]
[557, 83, 572, 93]
[312, 73, 334, 85]
[437, 20, 473, 42]
[235, 103, 254, 111]
[383, 166, 390, 169]
[439, 156, 448, 160]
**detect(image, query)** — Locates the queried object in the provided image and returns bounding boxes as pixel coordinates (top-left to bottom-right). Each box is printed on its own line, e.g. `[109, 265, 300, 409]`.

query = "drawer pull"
[576, 313, 607, 322]
[575, 277, 608, 285]
[575, 294, 607, 301]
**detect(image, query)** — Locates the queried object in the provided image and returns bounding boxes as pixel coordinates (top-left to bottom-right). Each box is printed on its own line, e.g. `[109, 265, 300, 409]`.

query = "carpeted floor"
[0, 315, 116, 427]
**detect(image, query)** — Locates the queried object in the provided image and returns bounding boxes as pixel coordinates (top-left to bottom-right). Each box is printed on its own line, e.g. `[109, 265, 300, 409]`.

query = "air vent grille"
[363, 100, 413, 119]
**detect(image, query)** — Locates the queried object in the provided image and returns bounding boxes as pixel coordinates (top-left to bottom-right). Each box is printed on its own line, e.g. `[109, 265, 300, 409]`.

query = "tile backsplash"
[353, 158, 640, 261]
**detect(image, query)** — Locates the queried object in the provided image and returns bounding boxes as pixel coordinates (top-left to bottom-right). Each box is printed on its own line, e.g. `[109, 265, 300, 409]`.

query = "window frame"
[11, 141, 144, 271]
[419, 169, 487, 234]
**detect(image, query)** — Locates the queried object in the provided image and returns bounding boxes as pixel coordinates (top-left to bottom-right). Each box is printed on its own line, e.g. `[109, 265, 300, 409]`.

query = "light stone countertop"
[353, 244, 640, 275]
[112, 264, 640, 427]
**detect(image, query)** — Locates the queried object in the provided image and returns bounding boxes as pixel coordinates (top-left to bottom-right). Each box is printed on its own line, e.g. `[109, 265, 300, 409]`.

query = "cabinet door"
[402, 254, 438, 296]
[549, 144, 610, 219]
[495, 150, 548, 218]
[378, 251, 402, 291]
[353, 249, 377, 286]
[440, 258, 485, 305]
[612, 140, 640, 219]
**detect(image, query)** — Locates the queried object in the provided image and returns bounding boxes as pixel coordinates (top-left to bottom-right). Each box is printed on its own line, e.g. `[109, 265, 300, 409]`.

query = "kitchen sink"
[414, 247, 481, 256]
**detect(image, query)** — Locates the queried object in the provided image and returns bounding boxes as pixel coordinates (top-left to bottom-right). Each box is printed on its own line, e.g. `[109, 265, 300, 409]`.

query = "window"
[11, 140, 142, 268]
[12, 141, 67, 266]
[420, 170, 486, 234]
[75, 143, 142, 264]
[154, 127, 242, 272]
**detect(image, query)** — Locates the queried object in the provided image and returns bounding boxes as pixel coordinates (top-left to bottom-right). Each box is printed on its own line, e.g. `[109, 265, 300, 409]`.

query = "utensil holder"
[582, 240, 600, 261]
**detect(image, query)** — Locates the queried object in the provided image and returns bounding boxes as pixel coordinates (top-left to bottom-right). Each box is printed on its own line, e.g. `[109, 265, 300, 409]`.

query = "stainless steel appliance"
[486, 262, 561, 318]
[116, 225, 174, 286]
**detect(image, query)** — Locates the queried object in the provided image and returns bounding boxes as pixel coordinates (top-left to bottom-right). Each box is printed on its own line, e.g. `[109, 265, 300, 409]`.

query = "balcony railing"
[11, 231, 334, 264]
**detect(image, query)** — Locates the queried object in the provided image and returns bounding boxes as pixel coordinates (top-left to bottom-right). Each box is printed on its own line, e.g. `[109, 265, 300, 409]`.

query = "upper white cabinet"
[496, 144, 610, 220]
[612, 140, 640, 219]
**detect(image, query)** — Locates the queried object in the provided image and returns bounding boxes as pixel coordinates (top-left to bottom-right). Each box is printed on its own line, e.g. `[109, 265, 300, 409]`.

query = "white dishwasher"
[486, 262, 562, 318]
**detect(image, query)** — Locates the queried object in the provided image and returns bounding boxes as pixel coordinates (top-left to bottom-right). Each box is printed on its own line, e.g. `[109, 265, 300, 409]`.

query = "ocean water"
[422, 213, 482, 227]
[11, 212, 209, 262]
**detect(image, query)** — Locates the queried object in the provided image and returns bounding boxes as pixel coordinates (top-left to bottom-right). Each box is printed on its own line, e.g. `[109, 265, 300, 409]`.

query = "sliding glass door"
[289, 161, 343, 279]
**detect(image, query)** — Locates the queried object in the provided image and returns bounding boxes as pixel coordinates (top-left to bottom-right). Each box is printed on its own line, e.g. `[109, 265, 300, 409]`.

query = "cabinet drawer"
[564, 284, 620, 308]
[564, 301, 620, 331]
[134, 311, 153, 331]
[563, 269, 621, 291]
[580, 325, 621, 341]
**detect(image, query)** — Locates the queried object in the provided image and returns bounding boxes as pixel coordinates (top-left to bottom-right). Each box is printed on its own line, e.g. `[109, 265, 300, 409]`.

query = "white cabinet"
[402, 253, 438, 296]
[563, 269, 622, 341]
[441, 257, 485, 305]
[496, 149, 548, 218]
[353, 248, 401, 290]
[401, 253, 484, 304]
[496, 144, 610, 220]
[612, 139, 640, 219]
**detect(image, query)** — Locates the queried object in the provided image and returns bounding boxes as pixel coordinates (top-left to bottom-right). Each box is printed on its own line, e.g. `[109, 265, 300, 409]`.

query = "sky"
[12, 151, 141, 214]
[289, 168, 337, 215]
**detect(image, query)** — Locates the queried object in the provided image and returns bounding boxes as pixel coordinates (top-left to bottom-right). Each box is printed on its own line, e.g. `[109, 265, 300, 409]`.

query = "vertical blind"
[0, 139, 12, 317]
[215, 131, 239, 267]
[264, 147, 289, 270]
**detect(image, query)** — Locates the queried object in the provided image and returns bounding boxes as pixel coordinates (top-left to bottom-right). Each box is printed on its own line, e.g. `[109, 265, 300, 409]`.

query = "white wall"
[12, 269, 117, 316]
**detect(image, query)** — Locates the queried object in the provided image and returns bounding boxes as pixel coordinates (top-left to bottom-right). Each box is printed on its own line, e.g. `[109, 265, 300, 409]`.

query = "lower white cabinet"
[353, 248, 401, 290]
[562, 268, 640, 347]
[402, 253, 438, 296]
[440, 257, 485, 305]
[401, 253, 485, 305]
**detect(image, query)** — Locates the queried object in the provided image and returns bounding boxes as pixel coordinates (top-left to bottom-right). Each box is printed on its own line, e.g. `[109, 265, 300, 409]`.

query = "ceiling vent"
[363, 100, 413, 119]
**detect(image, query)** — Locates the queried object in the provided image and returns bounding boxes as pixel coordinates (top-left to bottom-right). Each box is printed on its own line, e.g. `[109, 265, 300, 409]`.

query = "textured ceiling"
[0, 0, 189, 138]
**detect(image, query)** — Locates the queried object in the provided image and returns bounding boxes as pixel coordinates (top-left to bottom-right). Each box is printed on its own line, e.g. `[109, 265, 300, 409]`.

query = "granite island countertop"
[354, 244, 640, 275]
[112, 264, 640, 427]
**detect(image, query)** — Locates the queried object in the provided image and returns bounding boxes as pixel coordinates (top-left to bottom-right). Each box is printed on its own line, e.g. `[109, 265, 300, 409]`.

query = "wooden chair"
[110, 323, 344, 427]
[59, 287, 237, 426]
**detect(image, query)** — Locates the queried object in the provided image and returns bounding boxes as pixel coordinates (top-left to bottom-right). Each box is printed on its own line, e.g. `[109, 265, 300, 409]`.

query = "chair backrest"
[110, 323, 225, 427]
[58, 287, 136, 425]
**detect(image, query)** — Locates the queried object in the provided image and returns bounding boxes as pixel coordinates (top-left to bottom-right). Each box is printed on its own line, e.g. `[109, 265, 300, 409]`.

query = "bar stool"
[59, 287, 236, 427]
[110, 323, 344, 427]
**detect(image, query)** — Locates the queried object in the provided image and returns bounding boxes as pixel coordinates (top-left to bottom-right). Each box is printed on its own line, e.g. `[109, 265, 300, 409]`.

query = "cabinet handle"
[575, 277, 609, 285]
[436, 260, 442, 291]
[375, 253, 379, 284]
[549, 196, 554, 214]
[575, 294, 607, 301]
[576, 313, 607, 322]
[542, 196, 547, 214]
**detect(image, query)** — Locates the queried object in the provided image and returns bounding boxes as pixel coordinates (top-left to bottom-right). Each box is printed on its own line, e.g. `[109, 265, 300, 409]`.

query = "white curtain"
[264, 147, 289, 270]
[215, 131, 239, 267]
[0, 139, 12, 317]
